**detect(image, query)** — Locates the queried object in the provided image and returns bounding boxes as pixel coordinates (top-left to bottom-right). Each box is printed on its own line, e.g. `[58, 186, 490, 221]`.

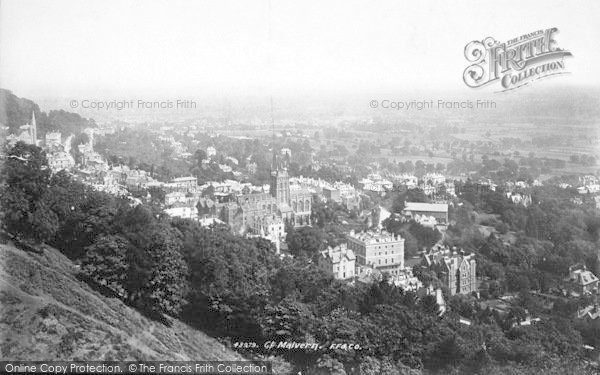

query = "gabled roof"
[198, 198, 215, 208]
[567, 269, 599, 286]
[577, 305, 600, 320]
[321, 245, 356, 264]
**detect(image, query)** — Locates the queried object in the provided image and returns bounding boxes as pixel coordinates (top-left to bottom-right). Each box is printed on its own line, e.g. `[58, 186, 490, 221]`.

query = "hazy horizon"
[1, 0, 599, 104]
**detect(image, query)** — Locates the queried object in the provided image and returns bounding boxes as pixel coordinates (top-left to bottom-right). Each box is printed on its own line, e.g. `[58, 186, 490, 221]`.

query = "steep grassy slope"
[0, 241, 245, 361]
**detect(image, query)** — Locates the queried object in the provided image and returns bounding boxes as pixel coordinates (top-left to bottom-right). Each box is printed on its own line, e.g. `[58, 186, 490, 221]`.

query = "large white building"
[165, 176, 198, 193]
[164, 205, 198, 220]
[346, 230, 405, 275]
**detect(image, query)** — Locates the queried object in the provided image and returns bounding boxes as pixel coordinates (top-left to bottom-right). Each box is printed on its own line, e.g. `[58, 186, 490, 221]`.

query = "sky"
[1, 0, 599, 103]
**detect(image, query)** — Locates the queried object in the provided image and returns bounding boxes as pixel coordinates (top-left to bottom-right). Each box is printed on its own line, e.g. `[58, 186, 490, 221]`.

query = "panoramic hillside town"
[5, 101, 600, 328]
[4, 90, 600, 374]
[4, 93, 600, 374]
[5, 111, 456, 299]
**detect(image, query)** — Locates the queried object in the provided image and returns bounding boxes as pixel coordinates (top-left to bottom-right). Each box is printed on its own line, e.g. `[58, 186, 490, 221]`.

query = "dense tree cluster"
[384, 214, 442, 257]
[0, 142, 58, 242]
[95, 129, 191, 181]
[1, 142, 189, 317]
[445, 178, 600, 353]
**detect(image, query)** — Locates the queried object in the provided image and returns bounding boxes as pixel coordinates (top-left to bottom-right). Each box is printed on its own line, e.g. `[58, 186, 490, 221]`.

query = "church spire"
[270, 96, 277, 173]
[272, 149, 278, 173]
[31, 111, 37, 145]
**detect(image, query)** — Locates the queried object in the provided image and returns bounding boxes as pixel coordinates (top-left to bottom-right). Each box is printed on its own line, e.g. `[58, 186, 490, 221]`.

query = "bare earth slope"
[0, 242, 245, 361]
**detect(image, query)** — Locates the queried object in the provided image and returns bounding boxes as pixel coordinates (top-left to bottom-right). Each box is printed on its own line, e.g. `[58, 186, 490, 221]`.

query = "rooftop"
[171, 176, 197, 182]
[567, 269, 599, 286]
[347, 230, 403, 244]
[321, 244, 356, 264]
[404, 202, 448, 213]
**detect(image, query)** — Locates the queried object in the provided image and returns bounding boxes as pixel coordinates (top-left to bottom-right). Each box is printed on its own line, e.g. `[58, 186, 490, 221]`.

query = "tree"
[173, 221, 279, 336]
[126, 223, 189, 317]
[419, 295, 440, 316]
[390, 189, 428, 213]
[48, 177, 120, 259]
[82, 234, 130, 297]
[148, 186, 166, 203]
[29, 196, 60, 242]
[311, 355, 346, 375]
[0, 142, 57, 242]
[201, 185, 215, 198]
[70, 132, 89, 163]
[194, 149, 207, 165]
[359, 356, 382, 375]
[271, 259, 334, 303]
[259, 297, 315, 341]
[408, 222, 441, 250]
[286, 226, 325, 258]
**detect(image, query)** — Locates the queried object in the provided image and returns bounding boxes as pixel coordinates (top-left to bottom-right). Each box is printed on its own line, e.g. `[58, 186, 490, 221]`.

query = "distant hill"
[0, 89, 96, 138]
[0, 241, 245, 361]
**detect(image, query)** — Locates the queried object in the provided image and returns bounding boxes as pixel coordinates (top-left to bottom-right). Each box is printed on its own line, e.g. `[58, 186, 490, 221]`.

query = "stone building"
[216, 149, 312, 237]
[246, 150, 311, 228]
[47, 151, 75, 172]
[564, 264, 599, 296]
[166, 176, 198, 193]
[318, 244, 356, 280]
[252, 214, 286, 253]
[422, 246, 477, 295]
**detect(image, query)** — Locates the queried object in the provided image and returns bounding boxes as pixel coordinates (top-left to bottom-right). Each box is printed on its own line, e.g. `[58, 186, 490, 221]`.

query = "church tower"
[270, 151, 290, 205]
